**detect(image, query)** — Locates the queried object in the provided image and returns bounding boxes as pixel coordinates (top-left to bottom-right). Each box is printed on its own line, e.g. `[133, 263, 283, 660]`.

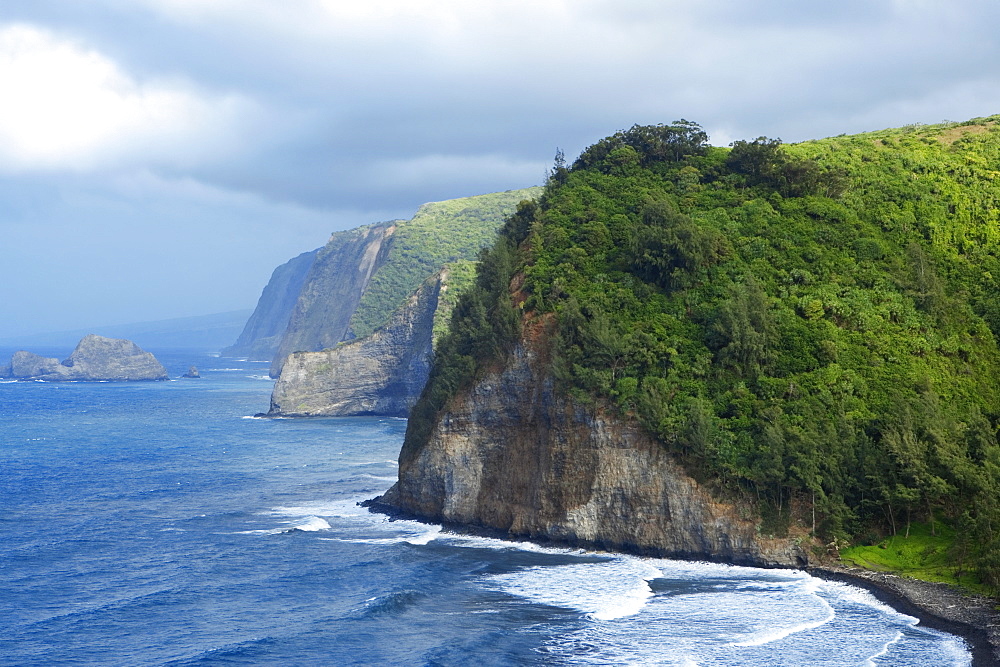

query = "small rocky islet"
[1, 334, 168, 381]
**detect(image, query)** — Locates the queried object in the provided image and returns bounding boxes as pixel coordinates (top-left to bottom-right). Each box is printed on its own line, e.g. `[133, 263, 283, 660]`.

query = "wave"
[239, 515, 332, 535]
[325, 524, 443, 546]
[483, 557, 661, 621]
[266, 500, 368, 518]
[729, 600, 834, 646]
[292, 516, 331, 532]
[360, 590, 426, 618]
[246, 374, 272, 381]
[864, 630, 904, 667]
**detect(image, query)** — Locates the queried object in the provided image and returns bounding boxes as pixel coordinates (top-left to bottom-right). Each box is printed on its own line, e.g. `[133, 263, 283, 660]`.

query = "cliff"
[376, 324, 808, 567]
[376, 118, 1000, 590]
[269, 270, 445, 417]
[221, 250, 317, 360]
[257, 187, 540, 382]
[270, 223, 397, 377]
[6, 335, 168, 381]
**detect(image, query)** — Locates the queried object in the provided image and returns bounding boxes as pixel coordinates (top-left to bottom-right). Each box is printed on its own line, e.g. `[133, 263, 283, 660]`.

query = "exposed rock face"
[7, 335, 168, 381]
[377, 330, 809, 568]
[270, 223, 396, 377]
[182, 366, 201, 378]
[269, 272, 443, 417]
[221, 250, 318, 360]
[11, 351, 64, 378]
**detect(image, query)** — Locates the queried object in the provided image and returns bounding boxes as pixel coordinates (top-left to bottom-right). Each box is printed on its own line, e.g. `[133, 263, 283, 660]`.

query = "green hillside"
[348, 187, 542, 339]
[409, 117, 1000, 590]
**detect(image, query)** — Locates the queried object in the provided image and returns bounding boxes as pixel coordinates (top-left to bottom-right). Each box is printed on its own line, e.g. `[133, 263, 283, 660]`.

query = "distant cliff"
[221, 250, 317, 360]
[269, 270, 445, 417]
[224, 188, 541, 385]
[4, 335, 168, 381]
[270, 223, 396, 377]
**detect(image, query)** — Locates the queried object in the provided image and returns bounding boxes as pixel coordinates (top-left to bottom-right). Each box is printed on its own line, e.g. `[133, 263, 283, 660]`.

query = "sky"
[3, 0, 1000, 339]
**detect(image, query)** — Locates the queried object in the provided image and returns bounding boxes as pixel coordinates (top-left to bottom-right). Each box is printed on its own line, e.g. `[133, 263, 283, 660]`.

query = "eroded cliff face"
[221, 249, 317, 360]
[270, 223, 396, 377]
[269, 272, 443, 417]
[377, 330, 809, 568]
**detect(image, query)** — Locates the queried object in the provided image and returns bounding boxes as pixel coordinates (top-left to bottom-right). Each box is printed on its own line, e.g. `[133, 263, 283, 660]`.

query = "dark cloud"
[2, 0, 1000, 336]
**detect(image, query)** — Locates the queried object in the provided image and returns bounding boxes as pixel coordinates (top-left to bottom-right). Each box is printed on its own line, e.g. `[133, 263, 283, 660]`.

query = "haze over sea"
[0, 350, 973, 665]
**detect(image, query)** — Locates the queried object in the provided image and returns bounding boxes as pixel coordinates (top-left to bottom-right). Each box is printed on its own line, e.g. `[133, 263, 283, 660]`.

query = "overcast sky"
[3, 0, 1000, 339]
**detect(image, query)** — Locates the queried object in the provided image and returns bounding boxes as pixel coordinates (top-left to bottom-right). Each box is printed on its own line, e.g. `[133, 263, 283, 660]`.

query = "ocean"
[0, 350, 973, 665]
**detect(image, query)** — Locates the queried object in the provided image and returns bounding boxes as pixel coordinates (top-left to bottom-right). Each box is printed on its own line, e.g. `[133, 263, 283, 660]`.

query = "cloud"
[0, 23, 258, 172]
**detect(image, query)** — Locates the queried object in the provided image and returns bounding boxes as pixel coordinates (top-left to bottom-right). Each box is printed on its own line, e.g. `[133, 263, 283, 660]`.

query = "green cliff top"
[348, 187, 542, 339]
[410, 117, 1000, 593]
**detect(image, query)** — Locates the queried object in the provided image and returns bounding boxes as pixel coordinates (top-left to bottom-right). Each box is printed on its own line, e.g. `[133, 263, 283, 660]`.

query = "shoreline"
[366, 498, 999, 665]
[807, 565, 1000, 667]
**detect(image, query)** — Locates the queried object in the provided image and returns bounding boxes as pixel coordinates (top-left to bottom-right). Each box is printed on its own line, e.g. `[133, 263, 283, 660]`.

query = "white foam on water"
[245, 374, 272, 380]
[484, 557, 661, 621]
[238, 515, 332, 535]
[241, 415, 268, 420]
[292, 516, 331, 532]
[821, 578, 917, 622]
[864, 630, 903, 667]
[329, 523, 443, 546]
[436, 532, 587, 557]
[266, 499, 368, 518]
[729, 599, 834, 646]
[353, 474, 397, 482]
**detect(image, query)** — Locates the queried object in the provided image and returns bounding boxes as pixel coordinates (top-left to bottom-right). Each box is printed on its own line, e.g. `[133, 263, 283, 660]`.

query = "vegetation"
[349, 188, 542, 339]
[407, 117, 1000, 592]
[840, 521, 989, 594]
[431, 260, 477, 346]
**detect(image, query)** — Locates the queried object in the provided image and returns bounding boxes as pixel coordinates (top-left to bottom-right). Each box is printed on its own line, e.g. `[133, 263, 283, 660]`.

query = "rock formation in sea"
[182, 366, 201, 378]
[5, 335, 169, 381]
[221, 249, 318, 360]
[374, 323, 809, 568]
[269, 270, 446, 417]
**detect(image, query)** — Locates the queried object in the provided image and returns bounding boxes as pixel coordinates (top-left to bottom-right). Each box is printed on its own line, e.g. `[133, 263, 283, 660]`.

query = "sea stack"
[5, 335, 169, 381]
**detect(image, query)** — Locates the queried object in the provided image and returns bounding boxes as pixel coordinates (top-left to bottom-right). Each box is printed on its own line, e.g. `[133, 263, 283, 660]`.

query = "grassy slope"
[349, 187, 543, 339]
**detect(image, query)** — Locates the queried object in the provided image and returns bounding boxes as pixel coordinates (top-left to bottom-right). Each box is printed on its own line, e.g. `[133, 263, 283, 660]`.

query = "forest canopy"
[407, 117, 1000, 590]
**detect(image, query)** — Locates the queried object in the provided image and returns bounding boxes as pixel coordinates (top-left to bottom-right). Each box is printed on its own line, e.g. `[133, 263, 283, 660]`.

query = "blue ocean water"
[0, 350, 973, 666]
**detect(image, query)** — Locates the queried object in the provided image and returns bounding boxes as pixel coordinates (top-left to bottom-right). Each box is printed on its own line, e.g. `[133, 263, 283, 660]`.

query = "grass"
[840, 521, 990, 595]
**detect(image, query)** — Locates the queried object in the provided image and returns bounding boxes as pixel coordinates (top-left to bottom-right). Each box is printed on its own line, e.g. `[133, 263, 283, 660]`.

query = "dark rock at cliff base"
[379, 327, 810, 568]
[7, 335, 168, 381]
[182, 366, 201, 378]
[268, 271, 443, 417]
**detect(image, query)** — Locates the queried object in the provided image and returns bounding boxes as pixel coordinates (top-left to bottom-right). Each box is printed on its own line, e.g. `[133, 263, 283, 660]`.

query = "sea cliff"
[221, 249, 317, 360]
[271, 223, 396, 377]
[269, 271, 444, 417]
[375, 323, 809, 568]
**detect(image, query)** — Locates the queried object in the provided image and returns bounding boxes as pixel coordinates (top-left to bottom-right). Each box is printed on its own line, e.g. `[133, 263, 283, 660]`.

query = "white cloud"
[0, 23, 257, 172]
